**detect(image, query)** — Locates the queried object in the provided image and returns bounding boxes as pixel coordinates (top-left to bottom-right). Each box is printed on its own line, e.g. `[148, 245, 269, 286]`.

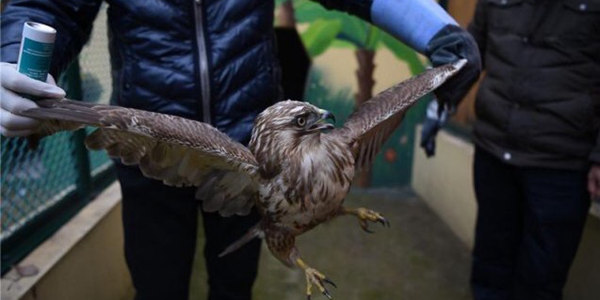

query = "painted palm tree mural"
[277, 0, 429, 187]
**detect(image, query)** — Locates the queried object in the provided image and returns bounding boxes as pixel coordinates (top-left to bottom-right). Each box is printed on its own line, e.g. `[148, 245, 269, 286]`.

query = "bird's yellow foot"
[345, 207, 390, 233]
[296, 259, 336, 299]
[304, 267, 336, 299]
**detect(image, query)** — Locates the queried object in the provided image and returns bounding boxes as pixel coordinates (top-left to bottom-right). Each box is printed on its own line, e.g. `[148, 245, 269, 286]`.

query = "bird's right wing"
[334, 59, 466, 171]
[18, 99, 260, 216]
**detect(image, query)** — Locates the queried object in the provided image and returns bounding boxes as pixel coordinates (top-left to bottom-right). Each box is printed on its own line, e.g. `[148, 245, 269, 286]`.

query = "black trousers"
[471, 147, 590, 300]
[116, 163, 262, 300]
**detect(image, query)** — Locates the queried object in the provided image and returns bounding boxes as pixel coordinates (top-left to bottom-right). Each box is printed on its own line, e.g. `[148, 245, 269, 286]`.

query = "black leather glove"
[426, 24, 481, 110]
[420, 99, 448, 158]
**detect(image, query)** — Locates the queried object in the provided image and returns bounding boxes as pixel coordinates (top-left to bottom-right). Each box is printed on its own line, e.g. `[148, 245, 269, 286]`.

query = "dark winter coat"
[468, 0, 600, 170]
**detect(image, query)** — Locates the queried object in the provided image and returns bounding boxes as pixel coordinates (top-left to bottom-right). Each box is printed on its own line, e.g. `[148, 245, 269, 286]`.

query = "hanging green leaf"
[294, 0, 367, 48]
[364, 25, 382, 51]
[301, 19, 343, 57]
[337, 16, 367, 48]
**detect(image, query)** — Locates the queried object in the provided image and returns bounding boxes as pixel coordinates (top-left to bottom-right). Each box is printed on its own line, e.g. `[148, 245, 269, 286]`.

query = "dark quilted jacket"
[469, 0, 600, 170]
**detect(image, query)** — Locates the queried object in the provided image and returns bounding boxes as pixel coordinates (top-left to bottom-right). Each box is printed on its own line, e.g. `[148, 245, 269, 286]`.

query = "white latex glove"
[0, 62, 65, 137]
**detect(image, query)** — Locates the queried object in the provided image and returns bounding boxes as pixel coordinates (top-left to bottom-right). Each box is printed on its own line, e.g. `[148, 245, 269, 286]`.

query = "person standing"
[466, 1, 600, 299]
[1, 0, 480, 299]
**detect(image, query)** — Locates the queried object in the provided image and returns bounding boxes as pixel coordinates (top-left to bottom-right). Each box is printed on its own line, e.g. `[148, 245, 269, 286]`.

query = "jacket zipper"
[193, 0, 212, 124]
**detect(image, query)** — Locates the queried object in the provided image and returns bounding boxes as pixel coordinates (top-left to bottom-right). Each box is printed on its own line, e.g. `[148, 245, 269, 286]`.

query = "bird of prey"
[17, 59, 465, 299]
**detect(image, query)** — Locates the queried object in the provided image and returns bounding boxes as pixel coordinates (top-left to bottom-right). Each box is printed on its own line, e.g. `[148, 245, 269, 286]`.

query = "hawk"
[17, 59, 465, 299]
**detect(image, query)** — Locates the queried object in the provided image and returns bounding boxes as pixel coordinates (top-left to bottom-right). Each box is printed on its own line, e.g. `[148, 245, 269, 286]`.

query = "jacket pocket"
[563, 0, 600, 12]
[534, 95, 596, 137]
[551, 0, 600, 46]
[485, 0, 527, 32]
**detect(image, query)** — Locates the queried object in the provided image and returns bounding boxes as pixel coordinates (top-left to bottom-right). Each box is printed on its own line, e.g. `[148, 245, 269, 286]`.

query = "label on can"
[17, 37, 54, 81]
[17, 21, 56, 84]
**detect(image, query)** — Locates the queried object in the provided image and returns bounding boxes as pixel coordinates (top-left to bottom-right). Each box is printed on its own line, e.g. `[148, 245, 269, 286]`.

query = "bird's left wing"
[333, 59, 466, 171]
[18, 99, 260, 216]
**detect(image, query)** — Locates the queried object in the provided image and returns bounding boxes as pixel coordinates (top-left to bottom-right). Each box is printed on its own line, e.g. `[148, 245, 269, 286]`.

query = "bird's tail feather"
[218, 223, 263, 258]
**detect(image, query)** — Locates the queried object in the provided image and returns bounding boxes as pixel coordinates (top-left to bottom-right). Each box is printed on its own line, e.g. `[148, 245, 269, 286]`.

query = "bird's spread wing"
[18, 99, 259, 216]
[334, 59, 466, 171]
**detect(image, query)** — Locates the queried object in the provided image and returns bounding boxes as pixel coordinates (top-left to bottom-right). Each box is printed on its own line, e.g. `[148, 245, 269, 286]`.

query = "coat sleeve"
[314, 0, 481, 108]
[1, 0, 103, 77]
[467, 0, 487, 69]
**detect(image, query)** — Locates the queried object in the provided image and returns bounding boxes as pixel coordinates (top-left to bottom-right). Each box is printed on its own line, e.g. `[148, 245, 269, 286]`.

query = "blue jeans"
[471, 147, 590, 300]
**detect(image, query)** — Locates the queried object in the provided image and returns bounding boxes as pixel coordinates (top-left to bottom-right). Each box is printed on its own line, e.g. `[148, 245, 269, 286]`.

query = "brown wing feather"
[334, 59, 467, 171]
[18, 99, 260, 216]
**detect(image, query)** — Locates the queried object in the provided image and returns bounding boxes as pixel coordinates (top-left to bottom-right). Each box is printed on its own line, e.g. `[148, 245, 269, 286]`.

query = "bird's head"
[249, 100, 336, 174]
[251, 100, 335, 141]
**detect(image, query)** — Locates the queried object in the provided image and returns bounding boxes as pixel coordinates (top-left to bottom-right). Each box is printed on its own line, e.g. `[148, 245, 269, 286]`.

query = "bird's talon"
[360, 221, 374, 233]
[323, 277, 337, 288]
[354, 208, 389, 233]
[305, 267, 335, 300]
[322, 289, 333, 299]
[377, 217, 390, 228]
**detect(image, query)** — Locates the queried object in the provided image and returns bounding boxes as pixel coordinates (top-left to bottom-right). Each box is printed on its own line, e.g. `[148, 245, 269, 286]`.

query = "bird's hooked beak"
[321, 109, 336, 124]
[309, 109, 336, 131]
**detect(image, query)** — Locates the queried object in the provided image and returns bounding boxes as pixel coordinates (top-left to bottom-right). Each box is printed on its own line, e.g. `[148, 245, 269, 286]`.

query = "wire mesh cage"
[1, 133, 79, 237]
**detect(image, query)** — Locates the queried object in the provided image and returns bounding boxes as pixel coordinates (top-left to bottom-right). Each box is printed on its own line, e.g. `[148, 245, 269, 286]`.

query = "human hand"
[420, 99, 448, 157]
[587, 164, 600, 198]
[426, 25, 481, 110]
[1, 62, 65, 137]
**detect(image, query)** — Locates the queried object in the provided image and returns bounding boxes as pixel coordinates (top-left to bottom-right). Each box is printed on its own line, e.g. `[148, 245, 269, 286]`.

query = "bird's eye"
[296, 116, 306, 127]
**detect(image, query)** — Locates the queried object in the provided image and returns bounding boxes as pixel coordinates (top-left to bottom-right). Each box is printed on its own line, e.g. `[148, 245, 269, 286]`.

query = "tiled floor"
[190, 188, 472, 300]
